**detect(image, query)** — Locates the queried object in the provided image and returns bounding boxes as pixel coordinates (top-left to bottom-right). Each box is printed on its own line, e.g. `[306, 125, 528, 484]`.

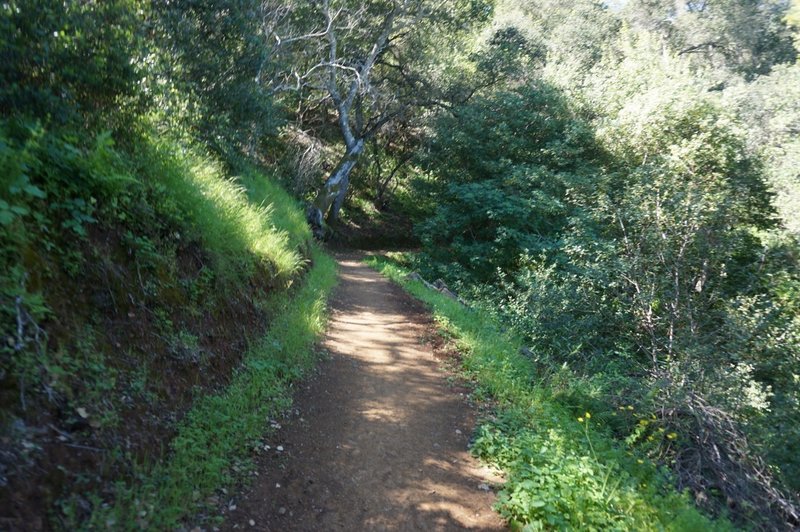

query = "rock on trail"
[222, 253, 505, 531]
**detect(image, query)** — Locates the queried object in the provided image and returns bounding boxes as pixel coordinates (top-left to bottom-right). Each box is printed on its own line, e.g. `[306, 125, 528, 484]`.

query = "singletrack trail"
[222, 253, 504, 531]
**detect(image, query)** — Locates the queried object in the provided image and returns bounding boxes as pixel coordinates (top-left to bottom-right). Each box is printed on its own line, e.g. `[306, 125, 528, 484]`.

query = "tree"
[788, 0, 800, 51]
[623, 0, 796, 79]
[492, 0, 620, 90]
[261, 0, 490, 237]
[150, 0, 280, 158]
[0, 0, 144, 129]
[417, 84, 598, 282]
[726, 63, 800, 234]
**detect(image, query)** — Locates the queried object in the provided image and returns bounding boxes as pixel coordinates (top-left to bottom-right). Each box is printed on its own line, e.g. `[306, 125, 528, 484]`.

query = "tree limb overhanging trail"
[306, 0, 416, 236]
[220, 254, 505, 531]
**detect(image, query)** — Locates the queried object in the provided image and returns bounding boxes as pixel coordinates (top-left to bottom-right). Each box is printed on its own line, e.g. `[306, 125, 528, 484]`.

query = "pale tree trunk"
[301, 0, 408, 239]
[306, 138, 364, 238]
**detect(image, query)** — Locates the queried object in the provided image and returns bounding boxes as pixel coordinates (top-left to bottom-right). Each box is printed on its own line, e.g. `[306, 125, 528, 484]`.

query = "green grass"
[366, 253, 734, 531]
[135, 139, 309, 287]
[1, 122, 330, 529]
[238, 166, 311, 252]
[77, 248, 337, 530]
[1, 123, 309, 295]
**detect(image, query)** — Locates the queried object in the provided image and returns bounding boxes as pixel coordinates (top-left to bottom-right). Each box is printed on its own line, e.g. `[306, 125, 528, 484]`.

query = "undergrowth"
[366, 253, 734, 531]
[69, 249, 337, 530]
[0, 119, 326, 527]
[130, 136, 309, 286]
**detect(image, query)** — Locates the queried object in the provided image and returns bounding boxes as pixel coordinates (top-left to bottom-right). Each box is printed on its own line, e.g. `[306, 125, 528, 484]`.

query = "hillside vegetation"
[1, 1, 335, 528]
[3, 0, 800, 530]
[407, 2, 800, 529]
[369, 253, 731, 530]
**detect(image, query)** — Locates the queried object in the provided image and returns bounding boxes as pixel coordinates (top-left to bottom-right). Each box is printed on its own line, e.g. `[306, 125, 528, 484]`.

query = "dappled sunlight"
[302, 260, 504, 529]
[225, 257, 504, 530]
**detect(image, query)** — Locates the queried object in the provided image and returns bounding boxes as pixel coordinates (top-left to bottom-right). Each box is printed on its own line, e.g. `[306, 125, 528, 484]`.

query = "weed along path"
[222, 253, 505, 531]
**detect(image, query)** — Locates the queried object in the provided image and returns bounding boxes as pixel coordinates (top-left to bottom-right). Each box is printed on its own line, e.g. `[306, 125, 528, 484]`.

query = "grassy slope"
[366, 253, 734, 531]
[88, 249, 337, 530]
[129, 138, 309, 284]
[1, 124, 337, 529]
[87, 145, 339, 529]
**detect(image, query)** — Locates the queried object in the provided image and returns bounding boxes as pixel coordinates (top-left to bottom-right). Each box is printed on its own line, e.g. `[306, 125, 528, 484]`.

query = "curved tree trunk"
[300, 1, 403, 239]
[306, 138, 364, 239]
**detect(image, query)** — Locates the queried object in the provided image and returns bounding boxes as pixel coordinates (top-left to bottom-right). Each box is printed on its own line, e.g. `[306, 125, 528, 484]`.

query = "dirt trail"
[222, 254, 505, 531]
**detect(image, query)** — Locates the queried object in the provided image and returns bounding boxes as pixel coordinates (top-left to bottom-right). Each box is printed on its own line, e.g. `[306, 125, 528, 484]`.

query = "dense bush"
[414, 4, 800, 526]
[416, 85, 598, 282]
[0, 0, 145, 128]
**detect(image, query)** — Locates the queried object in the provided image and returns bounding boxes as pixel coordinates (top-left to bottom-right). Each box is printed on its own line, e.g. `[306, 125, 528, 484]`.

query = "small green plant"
[86, 248, 337, 530]
[366, 254, 733, 531]
[128, 361, 155, 402]
[167, 330, 202, 364]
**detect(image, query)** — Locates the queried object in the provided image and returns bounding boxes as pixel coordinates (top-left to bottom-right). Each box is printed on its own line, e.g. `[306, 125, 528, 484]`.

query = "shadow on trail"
[223, 256, 504, 531]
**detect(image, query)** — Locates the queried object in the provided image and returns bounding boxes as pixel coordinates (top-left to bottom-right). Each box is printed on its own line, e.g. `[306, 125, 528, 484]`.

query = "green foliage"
[0, 0, 332, 529]
[726, 63, 800, 234]
[367, 254, 729, 531]
[0, 119, 307, 289]
[424, 85, 594, 184]
[623, 0, 796, 79]
[0, 0, 146, 128]
[0, 0, 283, 153]
[593, 97, 775, 374]
[73, 250, 336, 530]
[3, 0, 800, 527]
[132, 136, 307, 286]
[413, 6, 800, 524]
[788, 0, 800, 51]
[474, 418, 720, 531]
[492, 0, 621, 91]
[238, 166, 312, 252]
[417, 85, 597, 282]
[0, 115, 316, 528]
[0, 0, 325, 526]
[0, 121, 138, 288]
[150, 0, 281, 158]
[0, 122, 310, 389]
